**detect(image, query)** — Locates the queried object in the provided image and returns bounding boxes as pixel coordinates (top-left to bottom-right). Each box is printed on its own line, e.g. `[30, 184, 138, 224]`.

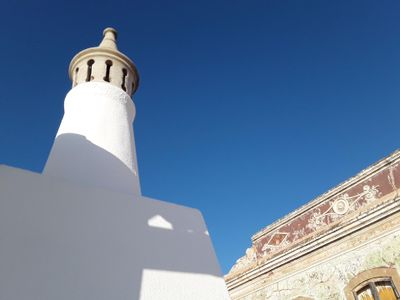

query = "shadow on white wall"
[44, 133, 139, 196]
[0, 136, 230, 299]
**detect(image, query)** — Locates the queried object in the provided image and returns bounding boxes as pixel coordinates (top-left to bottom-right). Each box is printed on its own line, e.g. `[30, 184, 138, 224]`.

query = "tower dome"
[69, 28, 139, 96]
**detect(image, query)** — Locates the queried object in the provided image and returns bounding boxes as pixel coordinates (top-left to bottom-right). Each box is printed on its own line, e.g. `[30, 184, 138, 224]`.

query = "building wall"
[226, 150, 400, 300]
[231, 209, 400, 299]
[0, 165, 230, 300]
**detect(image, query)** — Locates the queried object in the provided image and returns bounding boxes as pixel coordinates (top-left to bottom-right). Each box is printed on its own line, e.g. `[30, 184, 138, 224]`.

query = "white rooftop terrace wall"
[0, 165, 230, 300]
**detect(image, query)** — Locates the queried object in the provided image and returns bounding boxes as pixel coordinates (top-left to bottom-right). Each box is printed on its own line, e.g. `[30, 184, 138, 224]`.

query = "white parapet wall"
[0, 165, 231, 300]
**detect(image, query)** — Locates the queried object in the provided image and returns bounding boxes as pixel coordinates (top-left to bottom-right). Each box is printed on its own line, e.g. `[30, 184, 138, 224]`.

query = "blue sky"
[0, 0, 400, 274]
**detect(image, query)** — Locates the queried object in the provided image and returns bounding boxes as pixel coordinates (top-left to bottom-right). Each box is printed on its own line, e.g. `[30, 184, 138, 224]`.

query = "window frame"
[345, 267, 400, 300]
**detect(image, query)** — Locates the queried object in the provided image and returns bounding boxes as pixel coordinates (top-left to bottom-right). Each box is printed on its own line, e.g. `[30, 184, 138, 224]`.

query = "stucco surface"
[0, 165, 230, 300]
[44, 82, 140, 196]
[231, 218, 400, 300]
[226, 151, 400, 300]
[228, 152, 400, 277]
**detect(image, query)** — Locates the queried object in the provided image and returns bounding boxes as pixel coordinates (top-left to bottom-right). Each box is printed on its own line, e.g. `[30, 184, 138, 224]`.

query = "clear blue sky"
[0, 0, 400, 274]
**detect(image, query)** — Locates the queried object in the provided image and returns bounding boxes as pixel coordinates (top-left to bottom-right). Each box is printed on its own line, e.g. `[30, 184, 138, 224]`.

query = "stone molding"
[253, 150, 400, 241]
[227, 207, 400, 299]
[227, 150, 400, 279]
[226, 191, 400, 287]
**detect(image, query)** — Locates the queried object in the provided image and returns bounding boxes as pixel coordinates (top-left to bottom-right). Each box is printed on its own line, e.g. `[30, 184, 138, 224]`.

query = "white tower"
[0, 28, 231, 300]
[44, 28, 141, 196]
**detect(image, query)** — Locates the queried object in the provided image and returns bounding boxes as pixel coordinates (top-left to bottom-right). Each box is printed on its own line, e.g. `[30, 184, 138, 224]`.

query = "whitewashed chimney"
[44, 28, 141, 196]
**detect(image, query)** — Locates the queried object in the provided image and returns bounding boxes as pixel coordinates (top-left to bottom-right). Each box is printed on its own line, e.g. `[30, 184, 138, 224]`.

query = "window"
[121, 68, 127, 91]
[86, 59, 95, 82]
[345, 268, 400, 300]
[103, 60, 113, 82]
[355, 279, 399, 299]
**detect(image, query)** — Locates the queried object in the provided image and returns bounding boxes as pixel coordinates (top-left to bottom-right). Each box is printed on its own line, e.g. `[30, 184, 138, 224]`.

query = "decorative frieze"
[227, 206, 400, 299]
[227, 150, 400, 279]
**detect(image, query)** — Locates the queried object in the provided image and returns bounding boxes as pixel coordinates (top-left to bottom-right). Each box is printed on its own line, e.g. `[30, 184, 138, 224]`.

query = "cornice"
[226, 190, 400, 289]
[252, 149, 400, 242]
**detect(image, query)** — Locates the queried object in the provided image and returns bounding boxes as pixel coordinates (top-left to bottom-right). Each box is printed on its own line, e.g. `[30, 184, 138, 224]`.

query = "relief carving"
[257, 184, 383, 258]
[229, 247, 257, 273]
[306, 185, 381, 233]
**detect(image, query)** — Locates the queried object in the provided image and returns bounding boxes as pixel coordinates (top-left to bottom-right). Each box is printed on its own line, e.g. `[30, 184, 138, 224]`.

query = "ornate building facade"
[225, 150, 400, 300]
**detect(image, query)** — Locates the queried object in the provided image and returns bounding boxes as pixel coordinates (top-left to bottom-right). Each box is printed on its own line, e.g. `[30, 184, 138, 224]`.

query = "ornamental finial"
[99, 27, 118, 50]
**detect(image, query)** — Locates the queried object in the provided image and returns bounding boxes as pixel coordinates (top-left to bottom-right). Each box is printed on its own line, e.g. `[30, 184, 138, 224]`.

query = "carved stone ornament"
[229, 247, 257, 273]
[332, 198, 350, 215]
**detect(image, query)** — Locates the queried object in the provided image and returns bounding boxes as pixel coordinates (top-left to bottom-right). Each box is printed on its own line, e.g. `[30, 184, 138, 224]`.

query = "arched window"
[121, 68, 127, 91]
[345, 267, 400, 300]
[86, 59, 95, 82]
[103, 60, 113, 82]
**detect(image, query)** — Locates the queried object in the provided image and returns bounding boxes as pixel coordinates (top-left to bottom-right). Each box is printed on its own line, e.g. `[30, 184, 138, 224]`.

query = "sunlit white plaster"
[0, 165, 230, 300]
[148, 215, 174, 230]
[140, 269, 231, 299]
[44, 82, 140, 196]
